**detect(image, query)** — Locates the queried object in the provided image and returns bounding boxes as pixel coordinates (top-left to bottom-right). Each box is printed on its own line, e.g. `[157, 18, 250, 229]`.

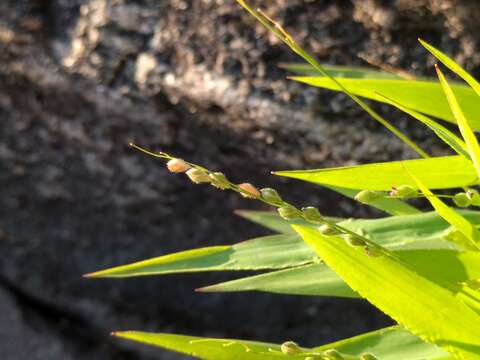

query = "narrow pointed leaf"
[436, 66, 480, 178]
[315, 326, 450, 359]
[293, 225, 480, 359]
[280, 63, 402, 79]
[200, 250, 480, 298]
[290, 76, 479, 128]
[199, 263, 358, 298]
[235, 1, 427, 158]
[275, 156, 478, 191]
[112, 326, 450, 359]
[113, 331, 282, 359]
[420, 38, 480, 97]
[409, 170, 480, 250]
[88, 210, 480, 278]
[376, 93, 469, 158]
[86, 233, 315, 277]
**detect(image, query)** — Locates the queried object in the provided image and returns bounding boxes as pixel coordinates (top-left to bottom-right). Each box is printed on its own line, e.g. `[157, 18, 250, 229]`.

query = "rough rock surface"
[2, 0, 480, 359]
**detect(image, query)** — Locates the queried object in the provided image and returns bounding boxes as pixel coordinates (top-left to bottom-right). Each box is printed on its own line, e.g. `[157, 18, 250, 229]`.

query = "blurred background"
[2, 0, 480, 359]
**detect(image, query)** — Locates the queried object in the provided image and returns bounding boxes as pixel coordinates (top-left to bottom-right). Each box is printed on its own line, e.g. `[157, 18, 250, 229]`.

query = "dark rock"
[2, 0, 479, 358]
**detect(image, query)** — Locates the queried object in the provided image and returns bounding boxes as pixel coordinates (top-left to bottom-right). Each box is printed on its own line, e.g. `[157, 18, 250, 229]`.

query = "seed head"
[260, 188, 282, 204]
[453, 192, 472, 207]
[238, 183, 261, 199]
[323, 349, 344, 359]
[360, 353, 378, 360]
[319, 224, 342, 236]
[365, 244, 382, 257]
[354, 190, 383, 204]
[280, 341, 302, 355]
[344, 234, 365, 247]
[166, 158, 191, 173]
[209, 172, 229, 190]
[302, 207, 322, 223]
[277, 205, 302, 220]
[467, 189, 480, 206]
[390, 184, 418, 199]
[186, 168, 211, 184]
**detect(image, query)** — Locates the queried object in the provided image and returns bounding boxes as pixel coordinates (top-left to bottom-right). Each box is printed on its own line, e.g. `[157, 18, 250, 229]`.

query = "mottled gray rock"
[1, 0, 480, 359]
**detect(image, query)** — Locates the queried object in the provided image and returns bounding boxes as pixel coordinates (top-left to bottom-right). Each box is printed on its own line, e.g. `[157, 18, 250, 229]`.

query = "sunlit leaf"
[436, 65, 480, 178]
[85, 233, 315, 277]
[275, 156, 478, 191]
[420, 38, 480, 97]
[280, 63, 402, 79]
[112, 326, 450, 359]
[408, 170, 480, 250]
[290, 76, 479, 129]
[294, 225, 480, 359]
[376, 93, 469, 159]
[87, 210, 480, 278]
[200, 249, 480, 298]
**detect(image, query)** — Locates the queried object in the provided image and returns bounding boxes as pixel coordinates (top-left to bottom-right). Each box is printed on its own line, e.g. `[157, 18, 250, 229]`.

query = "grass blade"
[235, 0, 428, 158]
[291, 76, 479, 128]
[200, 249, 480, 298]
[112, 326, 450, 359]
[326, 185, 421, 216]
[375, 92, 469, 158]
[435, 65, 480, 178]
[420, 38, 480, 97]
[275, 156, 478, 191]
[280, 63, 402, 79]
[408, 169, 480, 250]
[293, 225, 480, 359]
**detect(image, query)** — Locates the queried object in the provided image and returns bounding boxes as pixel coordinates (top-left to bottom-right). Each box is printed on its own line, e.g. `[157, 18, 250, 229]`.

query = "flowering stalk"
[129, 143, 387, 257]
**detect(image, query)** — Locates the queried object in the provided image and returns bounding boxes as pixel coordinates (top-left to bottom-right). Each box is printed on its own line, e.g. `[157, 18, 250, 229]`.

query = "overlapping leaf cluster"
[88, 2, 480, 359]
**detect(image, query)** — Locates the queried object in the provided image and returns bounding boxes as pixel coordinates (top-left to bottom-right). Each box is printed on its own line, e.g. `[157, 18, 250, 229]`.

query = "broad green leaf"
[112, 326, 451, 359]
[200, 250, 480, 298]
[376, 93, 469, 159]
[275, 155, 478, 191]
[409, 171, 480, 250]
[85, 233, 316, 278]
[280, 63, 402, 79]
[420, 38, 480, 97]
[326, 185, 421, 216]
[87, 210, 480, 278]
[293, 225, 480, 359]
[290, 76, 479, 129]
[436, 66, 480, 178]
